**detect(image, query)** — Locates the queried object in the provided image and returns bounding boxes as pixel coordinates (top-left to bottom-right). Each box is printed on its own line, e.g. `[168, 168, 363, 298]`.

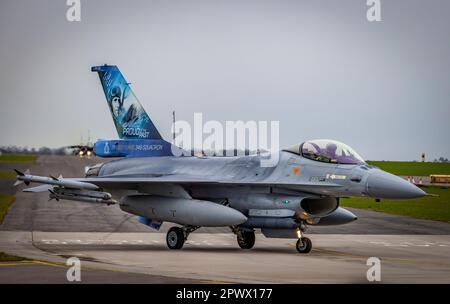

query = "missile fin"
[14, 169, 24, 176]
[48, 189, 59, 202]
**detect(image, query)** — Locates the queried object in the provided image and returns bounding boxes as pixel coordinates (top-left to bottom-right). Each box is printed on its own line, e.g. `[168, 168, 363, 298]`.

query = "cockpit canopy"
[284, 139, 365, 165]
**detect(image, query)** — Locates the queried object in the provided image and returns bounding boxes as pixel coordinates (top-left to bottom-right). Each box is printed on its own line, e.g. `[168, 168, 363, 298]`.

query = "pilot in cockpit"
[325, 142, 338, 162]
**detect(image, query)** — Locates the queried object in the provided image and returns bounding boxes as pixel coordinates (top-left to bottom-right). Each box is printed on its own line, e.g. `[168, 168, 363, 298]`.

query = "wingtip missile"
[14, 171, 98, 190]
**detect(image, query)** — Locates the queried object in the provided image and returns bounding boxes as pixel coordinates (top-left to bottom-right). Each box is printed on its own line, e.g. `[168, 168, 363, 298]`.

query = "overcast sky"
[0, 0, 449, 161]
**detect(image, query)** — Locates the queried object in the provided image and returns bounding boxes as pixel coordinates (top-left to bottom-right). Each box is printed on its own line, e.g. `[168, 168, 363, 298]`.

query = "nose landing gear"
[295, 228, 312, 253]
[296, 237, 312, 253]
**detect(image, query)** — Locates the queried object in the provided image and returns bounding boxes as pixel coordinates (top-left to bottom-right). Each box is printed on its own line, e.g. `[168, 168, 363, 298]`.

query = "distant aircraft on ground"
[66, 131, 94, 157]
[67, 143, 94, 158]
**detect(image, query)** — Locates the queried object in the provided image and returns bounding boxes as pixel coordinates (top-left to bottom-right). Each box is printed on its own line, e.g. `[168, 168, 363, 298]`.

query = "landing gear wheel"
[296, 237, 312, 253]
[166, 227, 185, 250]
[237, 231, 255, 249]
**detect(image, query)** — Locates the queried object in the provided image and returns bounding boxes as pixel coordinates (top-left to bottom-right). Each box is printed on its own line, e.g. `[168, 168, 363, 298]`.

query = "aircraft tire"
[296, 237, 312, 253]
[237, 231, 255, 249]
[166, 227, 185, 249]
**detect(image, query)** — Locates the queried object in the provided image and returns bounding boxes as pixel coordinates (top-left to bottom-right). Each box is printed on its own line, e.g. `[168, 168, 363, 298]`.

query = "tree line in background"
[434, 157, 449, 163]
[0, 146, 68, 156]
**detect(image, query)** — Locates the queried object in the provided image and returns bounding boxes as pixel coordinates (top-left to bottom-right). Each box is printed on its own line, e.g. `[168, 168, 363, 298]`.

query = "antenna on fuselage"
[172, 110, 176, 143]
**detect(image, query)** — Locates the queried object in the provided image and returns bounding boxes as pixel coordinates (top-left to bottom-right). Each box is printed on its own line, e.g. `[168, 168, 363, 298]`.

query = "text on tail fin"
[91, 65, 162, 140]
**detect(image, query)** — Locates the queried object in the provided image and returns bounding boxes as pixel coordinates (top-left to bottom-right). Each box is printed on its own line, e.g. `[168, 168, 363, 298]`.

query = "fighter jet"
[67, 131, 94, 158]
[14, 65, 426, 253]
[67, 143, 94, 158]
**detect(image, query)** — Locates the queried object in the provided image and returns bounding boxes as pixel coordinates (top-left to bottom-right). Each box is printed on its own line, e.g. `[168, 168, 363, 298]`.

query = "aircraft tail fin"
[91, 65, 162, 140]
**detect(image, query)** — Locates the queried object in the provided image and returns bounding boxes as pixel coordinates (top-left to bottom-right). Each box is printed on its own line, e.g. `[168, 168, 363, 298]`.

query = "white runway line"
[370, 241, 450, 248]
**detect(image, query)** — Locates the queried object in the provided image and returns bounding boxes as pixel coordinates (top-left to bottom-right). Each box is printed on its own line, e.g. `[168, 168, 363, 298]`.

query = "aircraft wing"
[16, 170, 342, 201]
[17, 172, 343, 190]
[80, 175, 343, 190]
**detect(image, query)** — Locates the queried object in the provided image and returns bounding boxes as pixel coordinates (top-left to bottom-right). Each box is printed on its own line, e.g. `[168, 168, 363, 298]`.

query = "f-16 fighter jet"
[15, 65, 426, 253]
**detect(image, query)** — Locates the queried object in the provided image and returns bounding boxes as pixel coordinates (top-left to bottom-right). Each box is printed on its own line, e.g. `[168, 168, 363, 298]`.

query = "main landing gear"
[237, 230, 255, 249]
[166, 226, 199, 250]
[230, 227, 255, 249]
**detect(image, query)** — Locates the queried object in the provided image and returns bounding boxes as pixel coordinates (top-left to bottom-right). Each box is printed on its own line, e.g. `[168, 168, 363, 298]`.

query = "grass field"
[366, 161, 450, 176]
[0, 195, 15, 224]
[0, 252, 27, 262]
[341, 186, 450, 223]
[0, 171, 16, 179]
[0, 154, 37, 163]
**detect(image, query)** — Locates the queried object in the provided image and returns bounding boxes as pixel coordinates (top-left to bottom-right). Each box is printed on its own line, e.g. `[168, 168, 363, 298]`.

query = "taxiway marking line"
[0, 260, 64, 267]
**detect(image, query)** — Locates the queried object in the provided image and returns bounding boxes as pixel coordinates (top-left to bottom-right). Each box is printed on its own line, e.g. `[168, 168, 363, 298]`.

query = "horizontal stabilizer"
[138, 217, 163, 230]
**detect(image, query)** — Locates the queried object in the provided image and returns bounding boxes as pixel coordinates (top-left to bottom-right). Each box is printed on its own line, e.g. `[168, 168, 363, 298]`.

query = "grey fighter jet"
[14, 65, 426, 254]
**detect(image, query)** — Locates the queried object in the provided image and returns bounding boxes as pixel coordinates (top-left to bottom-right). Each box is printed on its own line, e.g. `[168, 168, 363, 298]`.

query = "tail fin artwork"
[91, 65, 162, 140]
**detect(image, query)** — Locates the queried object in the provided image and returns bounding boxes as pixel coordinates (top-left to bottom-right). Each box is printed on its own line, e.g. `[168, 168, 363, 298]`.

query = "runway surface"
[1, 155, 450, 283]
[1, 231, 449, 283]
[0, 260, 202, 284]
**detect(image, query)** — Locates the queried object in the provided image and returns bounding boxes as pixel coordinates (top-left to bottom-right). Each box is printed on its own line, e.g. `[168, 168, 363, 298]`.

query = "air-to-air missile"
[14, 169, 116, 205]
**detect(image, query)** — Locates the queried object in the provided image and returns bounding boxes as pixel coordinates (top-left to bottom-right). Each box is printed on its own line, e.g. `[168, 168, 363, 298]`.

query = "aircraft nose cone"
[367, 170, 426, 199]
